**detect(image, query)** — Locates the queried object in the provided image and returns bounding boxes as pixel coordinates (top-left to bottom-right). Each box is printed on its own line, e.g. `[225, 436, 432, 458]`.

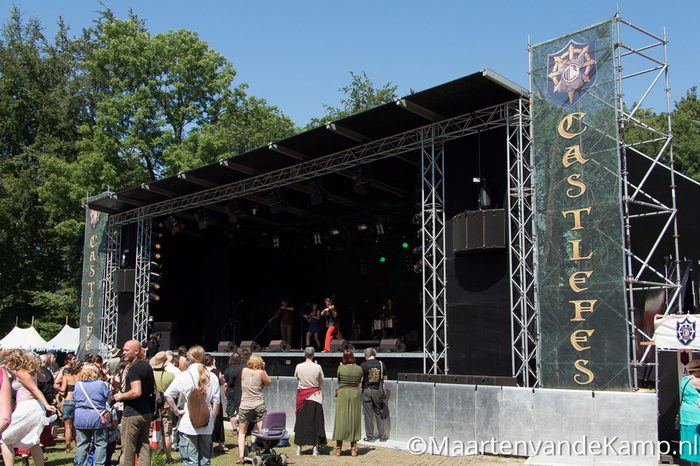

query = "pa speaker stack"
[238, 341, 261, 352]
[379, 339, 406, 352]
[217, 341, 237, 353]
[329, 339, 354, 352]
[268, 340, 291, 352]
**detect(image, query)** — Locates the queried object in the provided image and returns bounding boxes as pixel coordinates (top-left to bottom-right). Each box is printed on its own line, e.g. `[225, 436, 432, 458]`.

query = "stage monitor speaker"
[239, 340, 261, 352]
[114, 269, 135, 293]
[217, 341, 237, 353]
[379, 339, 406, 353]
[329, 339, 354, 352]
[268, 340, 290, 352]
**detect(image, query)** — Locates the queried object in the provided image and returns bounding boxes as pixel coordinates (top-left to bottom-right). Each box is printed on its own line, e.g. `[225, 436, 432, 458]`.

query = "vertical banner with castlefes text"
[531, 19, 630, 389]
[78, 209, 107, 357]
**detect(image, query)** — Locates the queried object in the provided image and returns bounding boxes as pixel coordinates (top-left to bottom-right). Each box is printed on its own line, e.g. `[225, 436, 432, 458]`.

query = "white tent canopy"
[0, 326, 48, 351]
[45, 324, 80, 353]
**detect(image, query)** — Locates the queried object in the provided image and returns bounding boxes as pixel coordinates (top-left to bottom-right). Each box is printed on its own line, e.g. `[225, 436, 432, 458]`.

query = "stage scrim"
[531, 19, 630, 389]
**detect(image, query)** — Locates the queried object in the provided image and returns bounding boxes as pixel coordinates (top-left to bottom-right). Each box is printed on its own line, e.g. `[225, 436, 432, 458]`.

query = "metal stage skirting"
[211, 350, 424, 378]
[252, 376, 658, 464]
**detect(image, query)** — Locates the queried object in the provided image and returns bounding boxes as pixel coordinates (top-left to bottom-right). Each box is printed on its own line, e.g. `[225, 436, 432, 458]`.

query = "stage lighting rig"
[194, 208, 209, 230]
[162, 216, 184, 235]
[313, 232, 322, 245]
[353, 166, 371, 195]
[225, 201, 240, 223]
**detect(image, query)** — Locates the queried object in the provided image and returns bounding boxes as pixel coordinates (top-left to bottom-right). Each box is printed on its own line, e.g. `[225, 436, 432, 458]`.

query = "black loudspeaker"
[398, 373, 420, 381]
[239, 341, 261, 352]
[268, 340, 290, 352]
[217, 341, 237, 352]
[379, 339, 406, 353]
[114, 269, 135, 293]
[329, 339, 354, 352]
[452, 209, 506, 254]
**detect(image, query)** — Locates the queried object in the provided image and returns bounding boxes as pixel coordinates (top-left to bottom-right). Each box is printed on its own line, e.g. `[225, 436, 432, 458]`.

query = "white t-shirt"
[164, 363, 220, 435]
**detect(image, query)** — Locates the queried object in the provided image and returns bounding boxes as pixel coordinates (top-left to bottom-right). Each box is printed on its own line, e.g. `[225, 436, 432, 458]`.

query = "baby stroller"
[245, 411, 288, 466]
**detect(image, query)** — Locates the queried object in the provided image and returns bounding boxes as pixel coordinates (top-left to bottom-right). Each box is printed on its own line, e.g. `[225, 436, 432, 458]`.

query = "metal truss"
[507, 98, 538, 387]
[133, 215, 152, 345]
[99, 224, 120, 356]
[614, 14, 679, 389]
[420, 127, 448, 374]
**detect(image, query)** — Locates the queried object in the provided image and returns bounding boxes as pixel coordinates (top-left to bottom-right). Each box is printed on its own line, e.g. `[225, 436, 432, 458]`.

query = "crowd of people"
[0, 342, 390, 465]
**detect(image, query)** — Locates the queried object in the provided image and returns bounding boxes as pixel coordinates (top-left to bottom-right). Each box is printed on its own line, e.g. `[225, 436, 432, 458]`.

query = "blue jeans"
[75, 427, 108, 466]
[179, 433, 212, 466]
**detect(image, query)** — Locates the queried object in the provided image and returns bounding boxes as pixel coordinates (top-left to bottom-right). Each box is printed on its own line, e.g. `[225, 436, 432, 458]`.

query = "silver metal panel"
[383, 380, 398, 439]
[275, 377, 298, 429]
[533, 389, 594, 444]
[434, 383, 476, 443]
[501, 386, 536, 452]
[475, 385, 502, 453]
[394, 382, 435, 441]
[322, 377, 337, 434]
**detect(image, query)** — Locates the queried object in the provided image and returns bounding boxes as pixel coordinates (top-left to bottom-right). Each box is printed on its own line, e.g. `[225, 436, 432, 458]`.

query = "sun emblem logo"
[677, 317, 696, 346]
[547, 39, 598, 106]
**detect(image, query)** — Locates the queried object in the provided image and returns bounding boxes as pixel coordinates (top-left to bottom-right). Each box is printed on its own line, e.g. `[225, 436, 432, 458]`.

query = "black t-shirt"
[361, 359, 383, 390]
[123, 359, 155, 418]
[37, 367, 56, 403]
[223, 363, 246, 406]
[145, 339, 159, 359]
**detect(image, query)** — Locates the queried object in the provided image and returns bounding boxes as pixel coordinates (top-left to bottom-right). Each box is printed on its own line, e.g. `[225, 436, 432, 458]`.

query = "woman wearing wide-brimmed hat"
[680, 359, 700, 464]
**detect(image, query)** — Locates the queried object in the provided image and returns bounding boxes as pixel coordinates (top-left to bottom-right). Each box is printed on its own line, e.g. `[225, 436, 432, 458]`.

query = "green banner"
[531, 19, 630, 389]
[78, 209, 107, 357]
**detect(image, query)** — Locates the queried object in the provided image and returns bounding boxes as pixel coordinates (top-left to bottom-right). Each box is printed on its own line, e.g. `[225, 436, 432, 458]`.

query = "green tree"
[305, 71, 399, 129]
[0, 7, 86, 337]
[671, 87, 700, 180]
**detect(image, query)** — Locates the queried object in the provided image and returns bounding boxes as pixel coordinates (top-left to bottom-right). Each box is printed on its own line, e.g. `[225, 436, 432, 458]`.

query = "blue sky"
[9, 0, 699, 126]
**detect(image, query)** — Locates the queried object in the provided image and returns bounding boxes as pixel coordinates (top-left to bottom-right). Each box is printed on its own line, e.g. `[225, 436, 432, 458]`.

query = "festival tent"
[0, 326, 48, 351]
[44, 324, 80, 353]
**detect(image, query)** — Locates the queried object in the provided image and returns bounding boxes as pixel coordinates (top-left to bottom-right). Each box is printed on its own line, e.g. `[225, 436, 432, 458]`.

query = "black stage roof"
[86, 69, 527, 232]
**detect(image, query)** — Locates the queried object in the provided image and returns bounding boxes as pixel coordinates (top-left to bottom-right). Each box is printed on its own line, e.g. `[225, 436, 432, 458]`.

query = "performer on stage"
[302, 303, 322, 349]
[276, 299, 295, 344]
[321, 298, 338, 352]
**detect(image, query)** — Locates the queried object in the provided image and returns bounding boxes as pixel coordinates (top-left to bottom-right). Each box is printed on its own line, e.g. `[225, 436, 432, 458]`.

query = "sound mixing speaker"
[268, 340, 290, 352]
[217, 341, 237, 353]
[114, 269, 135, 293]
[239, 341, 261, 352]
[379, 339, 406, 353]
[452, 212, 467, 253]
[466, 211, 484, 250]
[329, 339, 354, 352]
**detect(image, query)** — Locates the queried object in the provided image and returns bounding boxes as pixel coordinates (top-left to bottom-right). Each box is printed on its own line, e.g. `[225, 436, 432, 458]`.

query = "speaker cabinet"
[329, 339, 354, 352]
[114, 269, 135, 293]
[239, 341, 261, 352]
[379, 339, 406, 353]
[268, 340, 290, 352]
[217, 341, 237, 353]
[452, 209, 506, 254]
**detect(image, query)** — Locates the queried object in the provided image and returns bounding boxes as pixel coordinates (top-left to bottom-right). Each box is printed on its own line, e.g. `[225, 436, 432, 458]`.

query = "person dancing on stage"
[302, 303, 322, 349]
[321, 298, 338, 352]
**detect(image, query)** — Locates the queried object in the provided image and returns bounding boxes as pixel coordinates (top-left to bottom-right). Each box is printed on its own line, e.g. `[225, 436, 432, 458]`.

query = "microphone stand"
[253, 308, 282, 344]
[231, 300, 243, 344]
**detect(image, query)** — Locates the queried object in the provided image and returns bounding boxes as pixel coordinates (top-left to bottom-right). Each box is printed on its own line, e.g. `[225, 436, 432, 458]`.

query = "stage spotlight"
[194, 209, 209, 230]
[268, 190, 287, 214]
[225, 201, 240, 223]
[149, 292, 160, 302]
[309, 179, 328, 206]
[375, 222, 385, 235]
[163, 216, 184, 235]
[150, 272, 161, 281]
[330, 228, 340, 236]
[252, 205, 258, 216]
[357, 224, 368, 232]
[313, 232, 322, 245]
[149, 261, 161, 271]
[412, 213, 422, 225]
[413, 261, 424, 274]
[353, 166, 371, 194]
[272, 236, 280, 248]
